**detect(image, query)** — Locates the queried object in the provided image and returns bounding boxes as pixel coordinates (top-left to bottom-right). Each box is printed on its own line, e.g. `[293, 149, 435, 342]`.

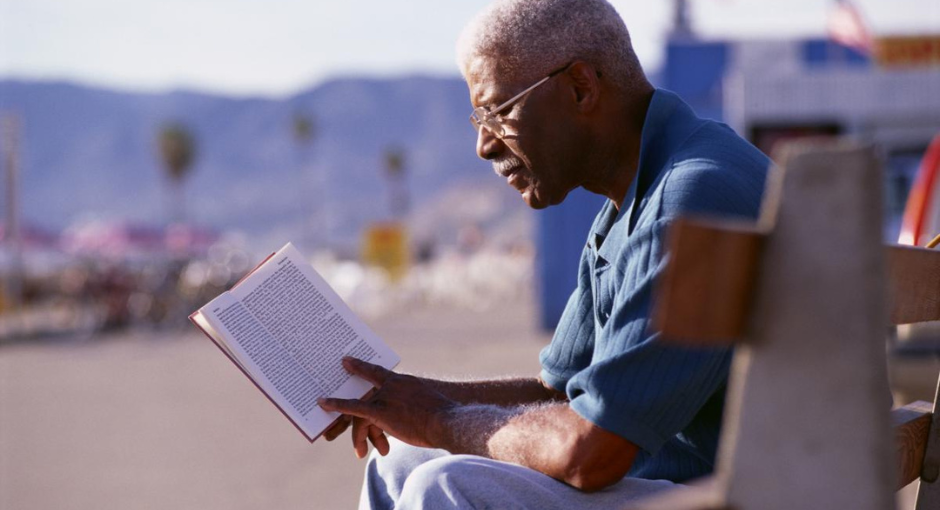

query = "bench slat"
[655, 221, 940, 345]
[893, 401, 933, 490]
[889, 246, 940, 325]
[653, 218, 763, 344]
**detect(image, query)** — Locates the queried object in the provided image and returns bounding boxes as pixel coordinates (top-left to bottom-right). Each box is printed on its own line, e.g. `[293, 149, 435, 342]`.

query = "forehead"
[465, 56, 526, 108]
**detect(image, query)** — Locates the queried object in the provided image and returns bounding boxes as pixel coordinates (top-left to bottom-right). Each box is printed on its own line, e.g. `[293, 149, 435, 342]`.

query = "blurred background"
[0, 0, 938, 508]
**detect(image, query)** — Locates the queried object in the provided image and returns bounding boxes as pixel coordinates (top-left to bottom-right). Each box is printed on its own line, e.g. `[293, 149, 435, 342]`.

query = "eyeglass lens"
[470, 108, 504, 137]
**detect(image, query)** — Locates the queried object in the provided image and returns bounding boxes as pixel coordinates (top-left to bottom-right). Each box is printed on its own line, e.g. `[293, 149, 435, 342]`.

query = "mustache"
[492, 156, 523, 177]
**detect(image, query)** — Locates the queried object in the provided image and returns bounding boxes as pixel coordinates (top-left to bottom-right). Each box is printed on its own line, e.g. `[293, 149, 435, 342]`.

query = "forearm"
[319, 358, 636, 491]
[438, 401, 568, 460]
[421, 376, 565, 407]
[435, 402, 635, 491]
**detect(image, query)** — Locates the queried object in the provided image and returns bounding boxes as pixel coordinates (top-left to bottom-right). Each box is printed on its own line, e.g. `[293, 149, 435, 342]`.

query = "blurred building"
[537, 15, 940, 328]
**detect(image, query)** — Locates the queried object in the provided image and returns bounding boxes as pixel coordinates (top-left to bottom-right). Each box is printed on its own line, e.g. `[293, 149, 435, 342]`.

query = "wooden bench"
[625, 140, 940, 510]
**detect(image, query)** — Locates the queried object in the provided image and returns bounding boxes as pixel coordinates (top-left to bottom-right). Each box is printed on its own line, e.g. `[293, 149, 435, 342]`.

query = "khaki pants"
[359, 437, 679, 510]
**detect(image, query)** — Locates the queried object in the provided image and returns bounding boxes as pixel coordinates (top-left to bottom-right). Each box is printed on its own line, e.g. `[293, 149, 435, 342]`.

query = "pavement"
[0, 293, 929, 509]
[0, 298, 549, 510]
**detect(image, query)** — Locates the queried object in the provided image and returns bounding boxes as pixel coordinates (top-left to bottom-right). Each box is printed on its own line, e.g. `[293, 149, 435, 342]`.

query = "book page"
[191, 310, 245, 372]
[200, 243, 400, 440]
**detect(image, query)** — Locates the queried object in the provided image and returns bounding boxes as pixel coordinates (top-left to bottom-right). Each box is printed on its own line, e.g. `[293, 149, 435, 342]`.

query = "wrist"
[429, 400, 460, 452]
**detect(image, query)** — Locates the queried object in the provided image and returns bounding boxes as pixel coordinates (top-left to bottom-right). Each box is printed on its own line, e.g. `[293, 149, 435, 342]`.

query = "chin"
[525, 200, 549, 210]
[522, 187, 568, 210]
[522, 190, 550, 210]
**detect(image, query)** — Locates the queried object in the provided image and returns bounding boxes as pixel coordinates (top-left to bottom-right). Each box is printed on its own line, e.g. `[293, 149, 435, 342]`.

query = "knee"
[363, 438, 450, 506]
[398, 455, 494, 507]
[369, 437, 446, 480]
[367, 438, 409, 474]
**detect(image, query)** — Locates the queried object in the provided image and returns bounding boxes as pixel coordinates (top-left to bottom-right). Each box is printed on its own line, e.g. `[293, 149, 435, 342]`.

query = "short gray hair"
[456, 0, 644, 91]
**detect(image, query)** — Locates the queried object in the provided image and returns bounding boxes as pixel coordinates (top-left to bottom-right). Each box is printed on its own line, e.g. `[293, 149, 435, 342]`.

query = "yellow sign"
[362, 222, 410, 281]
[876, 36, 940, 67]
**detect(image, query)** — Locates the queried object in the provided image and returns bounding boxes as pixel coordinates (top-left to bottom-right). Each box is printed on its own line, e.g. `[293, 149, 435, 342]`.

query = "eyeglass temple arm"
[490, 75, 552, 116]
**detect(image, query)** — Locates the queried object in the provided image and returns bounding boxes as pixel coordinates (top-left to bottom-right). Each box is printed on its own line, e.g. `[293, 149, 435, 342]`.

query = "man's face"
[466, 57, 580, 209]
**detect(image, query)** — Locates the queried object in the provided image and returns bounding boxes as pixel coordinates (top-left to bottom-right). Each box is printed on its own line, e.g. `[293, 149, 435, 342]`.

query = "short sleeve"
[564, 219, 733, 455]
[538, 243, 596, 392]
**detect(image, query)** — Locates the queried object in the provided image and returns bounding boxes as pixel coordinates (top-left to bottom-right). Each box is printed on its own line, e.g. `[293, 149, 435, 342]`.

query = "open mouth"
[500, 167, 519, 178]
[493, 159, 527, 191]
[507, 171, 527, 191]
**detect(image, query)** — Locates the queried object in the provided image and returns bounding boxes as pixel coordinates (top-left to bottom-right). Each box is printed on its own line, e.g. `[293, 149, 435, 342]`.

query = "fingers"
[367, 425, 390, 456]
[323, 415, 351, 441]
[352, 417, 370, 459]
[342, 357, 391, 388]
[352, 418, 389, 459]
[319, 397, 373, 419]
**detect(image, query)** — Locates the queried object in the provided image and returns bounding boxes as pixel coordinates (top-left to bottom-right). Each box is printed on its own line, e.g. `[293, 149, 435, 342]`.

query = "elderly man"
[319, 0, 769, 508]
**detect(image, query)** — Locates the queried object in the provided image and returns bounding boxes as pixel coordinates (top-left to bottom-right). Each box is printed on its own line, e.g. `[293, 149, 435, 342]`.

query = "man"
[318, 0, 770, 508]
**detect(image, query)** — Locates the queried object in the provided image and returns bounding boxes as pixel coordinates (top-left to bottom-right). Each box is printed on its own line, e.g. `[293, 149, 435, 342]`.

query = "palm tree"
[292, 113, 315, 145]
[384, 146, 408, 219]
[157, 123, 196, 224]
[291, 112, 319, 248]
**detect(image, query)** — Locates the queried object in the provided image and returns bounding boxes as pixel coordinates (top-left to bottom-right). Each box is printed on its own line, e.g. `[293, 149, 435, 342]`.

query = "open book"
[189, 242, 400, 442]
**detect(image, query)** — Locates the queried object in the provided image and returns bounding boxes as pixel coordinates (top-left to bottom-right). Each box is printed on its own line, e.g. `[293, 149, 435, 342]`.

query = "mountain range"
[0, 76, 529, 255]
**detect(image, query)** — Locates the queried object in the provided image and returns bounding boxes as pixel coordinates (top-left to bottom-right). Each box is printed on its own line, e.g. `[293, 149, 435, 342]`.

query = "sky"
[1, 0, 938, 98]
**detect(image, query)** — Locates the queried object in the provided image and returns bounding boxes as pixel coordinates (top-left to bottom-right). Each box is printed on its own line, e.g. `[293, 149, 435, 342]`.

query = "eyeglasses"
[469, 62, 572, 138]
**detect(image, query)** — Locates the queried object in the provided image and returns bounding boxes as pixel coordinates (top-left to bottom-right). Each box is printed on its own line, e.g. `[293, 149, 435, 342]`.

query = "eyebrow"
[472, 86, 499, 111]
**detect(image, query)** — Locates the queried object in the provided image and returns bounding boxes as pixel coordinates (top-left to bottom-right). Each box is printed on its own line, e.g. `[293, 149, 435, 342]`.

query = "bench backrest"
[632, 140, 940, 510]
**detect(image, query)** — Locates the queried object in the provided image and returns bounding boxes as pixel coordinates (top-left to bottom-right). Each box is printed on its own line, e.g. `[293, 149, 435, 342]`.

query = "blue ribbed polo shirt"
[539, 89, 769, 482]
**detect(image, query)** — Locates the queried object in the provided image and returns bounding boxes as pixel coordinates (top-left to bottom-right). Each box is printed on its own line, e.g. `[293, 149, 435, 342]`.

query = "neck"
[582, 85, 654, 210]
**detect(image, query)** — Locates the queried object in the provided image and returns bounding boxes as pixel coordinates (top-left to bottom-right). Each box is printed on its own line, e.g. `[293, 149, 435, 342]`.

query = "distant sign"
[362, 222, 409, 281]
[876, 36, 940, 67]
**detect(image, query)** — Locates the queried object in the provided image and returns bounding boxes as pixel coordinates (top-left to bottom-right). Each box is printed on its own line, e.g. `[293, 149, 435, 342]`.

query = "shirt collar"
[592, 89, 704, 263]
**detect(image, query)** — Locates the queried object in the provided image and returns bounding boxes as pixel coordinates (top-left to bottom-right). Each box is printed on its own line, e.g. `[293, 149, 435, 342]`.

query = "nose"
[475, 125, 504, 161]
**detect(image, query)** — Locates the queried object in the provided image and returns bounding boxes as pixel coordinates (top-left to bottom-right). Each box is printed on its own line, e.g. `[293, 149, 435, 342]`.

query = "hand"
[322, 386, 378, 441]
[321, 388, 390, 459]
[322, 415, 351, 441]
[318, 357, 455, 451]
[351, 416, 389, 459]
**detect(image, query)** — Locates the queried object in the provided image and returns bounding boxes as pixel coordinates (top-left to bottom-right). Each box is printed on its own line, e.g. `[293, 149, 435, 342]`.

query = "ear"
[566, 61, 600, 113]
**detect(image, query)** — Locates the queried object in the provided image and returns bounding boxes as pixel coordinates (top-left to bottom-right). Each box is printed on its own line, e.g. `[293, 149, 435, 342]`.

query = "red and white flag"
[827, 0, 874, 54]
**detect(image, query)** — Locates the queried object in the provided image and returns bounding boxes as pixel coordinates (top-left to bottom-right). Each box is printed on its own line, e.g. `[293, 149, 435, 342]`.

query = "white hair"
[456, 0, 645, 91]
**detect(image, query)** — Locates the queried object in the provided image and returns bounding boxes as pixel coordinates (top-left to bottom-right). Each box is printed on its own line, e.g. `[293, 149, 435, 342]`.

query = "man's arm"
[321, 372, 564, 446]
[322, 366, 564, 442]
[319, 357, 639, 492]
[422, 376, 566, 406]
[441, 401, 639, 491]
